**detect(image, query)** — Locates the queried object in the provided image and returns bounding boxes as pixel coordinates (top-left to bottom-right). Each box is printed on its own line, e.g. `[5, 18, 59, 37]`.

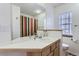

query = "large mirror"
[11, 3, 46, 40]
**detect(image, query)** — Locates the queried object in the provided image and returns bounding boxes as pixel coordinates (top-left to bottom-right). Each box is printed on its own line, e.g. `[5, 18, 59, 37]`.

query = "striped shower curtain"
[20, 15, 38, 37]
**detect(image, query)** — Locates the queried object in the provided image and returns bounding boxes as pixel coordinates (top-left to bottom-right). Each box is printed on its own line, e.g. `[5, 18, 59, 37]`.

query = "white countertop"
[0, 36, 60, 49]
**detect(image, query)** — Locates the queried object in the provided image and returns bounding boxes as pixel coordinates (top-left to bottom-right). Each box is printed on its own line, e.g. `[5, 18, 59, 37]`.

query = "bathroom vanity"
[0, 37, 61, 56]
[0, 4, 62, 56]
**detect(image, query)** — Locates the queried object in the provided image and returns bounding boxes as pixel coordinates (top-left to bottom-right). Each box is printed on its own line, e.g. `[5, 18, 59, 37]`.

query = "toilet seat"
[62, 43, 69, 50]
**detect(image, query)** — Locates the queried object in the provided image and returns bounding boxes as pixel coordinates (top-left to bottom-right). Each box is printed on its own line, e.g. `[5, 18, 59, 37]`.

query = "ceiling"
[13, 3, 63, 16]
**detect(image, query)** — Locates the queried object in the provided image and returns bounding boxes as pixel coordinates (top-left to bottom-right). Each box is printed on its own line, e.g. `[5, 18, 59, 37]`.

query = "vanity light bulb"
[35, 10, 41, 14]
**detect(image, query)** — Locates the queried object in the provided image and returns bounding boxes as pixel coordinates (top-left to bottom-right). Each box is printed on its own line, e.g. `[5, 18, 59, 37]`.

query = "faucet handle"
[43, 30, 48, 37]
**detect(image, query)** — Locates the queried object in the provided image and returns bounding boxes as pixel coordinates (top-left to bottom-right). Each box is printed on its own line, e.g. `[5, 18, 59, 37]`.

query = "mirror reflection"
[12, 3, 46, 40]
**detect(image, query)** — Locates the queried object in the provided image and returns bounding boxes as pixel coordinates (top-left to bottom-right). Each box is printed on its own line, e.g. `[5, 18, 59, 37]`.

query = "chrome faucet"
[34, 33, 38, 40]
[43, 30, 48, 37]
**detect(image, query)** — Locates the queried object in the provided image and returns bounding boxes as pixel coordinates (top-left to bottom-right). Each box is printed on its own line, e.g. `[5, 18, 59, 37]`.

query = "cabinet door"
[55, 40, 60, 48]
[54, 48, 59, 56]
[54, 40, 60, 56]
[50, 43, 56, 52]
[48, 52, 54, 56]
[42, 46, 50, 56]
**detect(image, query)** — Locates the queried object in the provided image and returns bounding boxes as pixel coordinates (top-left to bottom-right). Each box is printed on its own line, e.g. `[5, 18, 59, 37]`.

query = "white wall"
[36, 13, 46, 30]
[21, 13, 34, 17]
[38, 4, 55, 29]
[0, 3, 12, 45]
[12, 5, 20, 40]
[45, 5, 54, 29]
[36, 5, 55, 30]
[54, 3, 79, 55]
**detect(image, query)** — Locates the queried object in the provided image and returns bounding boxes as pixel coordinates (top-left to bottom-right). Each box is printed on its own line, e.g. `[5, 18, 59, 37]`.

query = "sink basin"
[30, 37, 53, 43]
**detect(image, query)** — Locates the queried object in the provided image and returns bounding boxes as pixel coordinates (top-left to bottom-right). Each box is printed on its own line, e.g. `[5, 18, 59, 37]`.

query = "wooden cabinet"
[27, 52, 41, 56]
[48, 52, 54, 56]
[53, 48, 59, 56]
[49, 40, 60, 56]
[0, 39, 60, 56]
[42, 46, 50, 56]
[26, 39, 60, 56]
[50, 42, 56, 52]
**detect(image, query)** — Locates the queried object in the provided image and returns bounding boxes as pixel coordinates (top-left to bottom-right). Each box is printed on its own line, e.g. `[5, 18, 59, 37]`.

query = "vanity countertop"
[0, 37, 60, 52]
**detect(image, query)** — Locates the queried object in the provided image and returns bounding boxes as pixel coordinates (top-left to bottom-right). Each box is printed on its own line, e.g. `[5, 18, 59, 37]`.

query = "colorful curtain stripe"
[28, 17, 29, 36]
[20, 16, 23, 37]
[34, 19, 36, 35]
[20, 15, 38, 37]
[23, 16, 25, 36]
[27, 17, 28, 36]
[24, 16, 27, 36]
[31, 18, 33, 35]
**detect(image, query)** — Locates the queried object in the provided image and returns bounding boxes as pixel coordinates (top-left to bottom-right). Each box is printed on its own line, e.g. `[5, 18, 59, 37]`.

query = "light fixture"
[35, 10, 41, 14]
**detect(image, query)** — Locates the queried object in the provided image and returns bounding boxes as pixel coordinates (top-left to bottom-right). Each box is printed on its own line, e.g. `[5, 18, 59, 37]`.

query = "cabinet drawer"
[42, 46, 50, 56]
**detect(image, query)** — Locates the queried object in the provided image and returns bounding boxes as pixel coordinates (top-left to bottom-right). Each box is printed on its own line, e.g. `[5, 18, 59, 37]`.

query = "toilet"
[62, 43, 69, 55]
[62, 43, 69, 51]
